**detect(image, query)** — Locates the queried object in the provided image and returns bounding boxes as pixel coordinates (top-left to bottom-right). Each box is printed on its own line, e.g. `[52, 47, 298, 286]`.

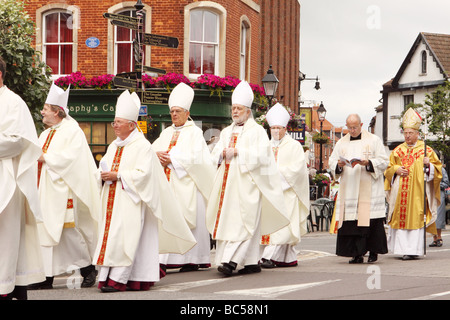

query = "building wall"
[399, 42, 444, 85]
[25, 0, 300, 112]
[260, 0, 300, 112]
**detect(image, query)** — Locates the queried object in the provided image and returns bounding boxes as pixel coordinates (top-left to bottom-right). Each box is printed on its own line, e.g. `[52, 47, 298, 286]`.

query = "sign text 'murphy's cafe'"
[68, 104, 115, 115]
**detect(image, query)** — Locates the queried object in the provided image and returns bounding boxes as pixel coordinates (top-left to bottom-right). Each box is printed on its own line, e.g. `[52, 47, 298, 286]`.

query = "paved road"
[27, 227, 450, 304]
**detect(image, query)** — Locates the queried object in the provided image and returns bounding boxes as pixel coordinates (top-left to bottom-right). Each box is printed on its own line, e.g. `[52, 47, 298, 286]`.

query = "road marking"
[411, 290, 450, 300]
[215, 279, 341, 299]
[299, 250, 335, 260]
[153, 278, 235, 292]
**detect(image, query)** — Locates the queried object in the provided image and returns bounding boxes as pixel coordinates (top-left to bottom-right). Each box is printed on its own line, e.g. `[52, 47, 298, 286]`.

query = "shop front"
[68, 88, 233, 164]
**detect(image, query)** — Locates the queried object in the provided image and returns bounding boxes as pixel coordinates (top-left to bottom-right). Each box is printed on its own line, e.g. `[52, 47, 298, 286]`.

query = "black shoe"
[179, 264, 199, 272]
[100, 285, 120, 293]
[368, 253, 378, 263]
[27, 277, 53, 290]
[218, 263, 235, 277]
[81, 269, 98, 288]
[349, 256, 364, 264]
[260, 259, 276, 268]
[238, 264, 261, 274]
[402, 255, 418, 261]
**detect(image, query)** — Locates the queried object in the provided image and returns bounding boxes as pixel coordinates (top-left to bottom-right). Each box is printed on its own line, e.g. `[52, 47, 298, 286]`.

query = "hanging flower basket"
[312, 132, 330, 144]
[313, 173, 331, 186]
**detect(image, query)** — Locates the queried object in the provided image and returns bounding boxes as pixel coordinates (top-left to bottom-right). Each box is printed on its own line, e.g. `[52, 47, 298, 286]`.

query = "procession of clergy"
[1, 60, 443, 299]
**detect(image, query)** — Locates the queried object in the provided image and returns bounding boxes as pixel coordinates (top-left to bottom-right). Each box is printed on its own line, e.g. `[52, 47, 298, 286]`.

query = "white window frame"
[184, 2, 226, 79]
[42, 10, 75, 78]
[239, 17, 251, 81]
[188, 9, 220, 78]
[113, 9, 137, 75]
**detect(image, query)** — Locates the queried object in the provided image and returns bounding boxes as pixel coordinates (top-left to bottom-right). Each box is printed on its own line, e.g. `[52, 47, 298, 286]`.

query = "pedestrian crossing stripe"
[215, 279, 342, 299]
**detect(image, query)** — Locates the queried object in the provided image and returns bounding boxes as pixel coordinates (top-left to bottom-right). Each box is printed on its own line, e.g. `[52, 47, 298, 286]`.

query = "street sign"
[142, 65, 166, 74]
[113, 77, 138, 89]
[109, 19, 139, 31]
[115, 72, 139, 79]
[142, 33, 179, 49]
[139, 105, 148, 116]
[142, 91, 169, 105]
[137, 121, 147, 134]
[103, 13, 140, 23]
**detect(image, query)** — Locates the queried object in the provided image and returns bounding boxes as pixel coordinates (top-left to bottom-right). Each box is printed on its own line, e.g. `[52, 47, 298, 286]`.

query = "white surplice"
[37, 118, 101, 276]
[261, 134, 310, 264]
[206, 118, 289, 267]
[93, 130, 196, 285]
[152, 121, 215, 266]
[0, 86, 45, 294]
[329, 130, 388, 226]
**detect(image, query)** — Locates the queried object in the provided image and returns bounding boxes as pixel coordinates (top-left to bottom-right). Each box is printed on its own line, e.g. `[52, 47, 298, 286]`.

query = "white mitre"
[46, 82, 70, 116]
[115, 90, 141, 122]
[232, 80, 254, 108]
[169, 82, 195, 111]
[266, 103, 290, 128]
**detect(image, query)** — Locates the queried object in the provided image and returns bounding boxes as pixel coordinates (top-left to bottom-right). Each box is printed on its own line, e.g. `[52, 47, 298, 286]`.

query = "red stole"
[213, 133, 239, 238]
[164, 131, 181, 181]
[37, 128, 56, 186]
[96, 146, 125, 266]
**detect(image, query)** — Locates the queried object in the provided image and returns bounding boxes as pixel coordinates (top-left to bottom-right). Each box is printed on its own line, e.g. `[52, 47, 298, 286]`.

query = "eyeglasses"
[170, 109, 186, 115]
[111, 121, 133, 127]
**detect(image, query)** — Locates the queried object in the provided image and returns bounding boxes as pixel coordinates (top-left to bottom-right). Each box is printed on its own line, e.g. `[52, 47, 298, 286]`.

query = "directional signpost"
[142, 33, 179, 49]
[104, 0, 179, 122]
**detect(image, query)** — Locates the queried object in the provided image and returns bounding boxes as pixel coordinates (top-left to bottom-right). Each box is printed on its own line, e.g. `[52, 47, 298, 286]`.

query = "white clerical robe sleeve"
[119, 174, 141, 204]
[367, 137, 389, 180]
[0, 134, 24, 159]
[168, 145, 188, 179]
[427, 164, 435, 182]
[279, 172, 291, 191]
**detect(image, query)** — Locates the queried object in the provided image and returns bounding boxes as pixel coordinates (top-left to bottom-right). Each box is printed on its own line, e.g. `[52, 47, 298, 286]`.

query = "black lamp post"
[262, 65, 279, 109]
[317, 101, 327, 174]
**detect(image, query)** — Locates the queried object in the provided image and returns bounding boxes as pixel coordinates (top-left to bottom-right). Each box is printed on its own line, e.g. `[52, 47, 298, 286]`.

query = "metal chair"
[312, 198, 335, 231]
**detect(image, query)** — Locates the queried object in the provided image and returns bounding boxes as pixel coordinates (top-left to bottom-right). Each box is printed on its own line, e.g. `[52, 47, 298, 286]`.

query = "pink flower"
[156, 73, 191, 87]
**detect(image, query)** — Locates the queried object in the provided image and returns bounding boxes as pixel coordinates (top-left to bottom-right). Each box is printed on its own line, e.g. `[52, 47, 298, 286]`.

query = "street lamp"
[317, 101, 326, 198]
[262, 65, 279, 108]
[299, 71, 320, 90]
[317, 101, 326, 173]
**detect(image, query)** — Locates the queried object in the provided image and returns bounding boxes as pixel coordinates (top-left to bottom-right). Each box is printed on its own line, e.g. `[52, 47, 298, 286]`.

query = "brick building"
[25, 0, 300, 111]
[24, 0, 300, 159]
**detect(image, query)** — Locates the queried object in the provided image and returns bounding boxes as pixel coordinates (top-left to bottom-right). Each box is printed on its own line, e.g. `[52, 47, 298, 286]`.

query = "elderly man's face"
[170, 107, 189, 127]
[403, 128, 420, 146]
[270, 126, 286, 141]
[346, 117, 363, 138]
[111, 117, 135, 140]
[232, 104, 250, 124]
[40, 104, 60, 127]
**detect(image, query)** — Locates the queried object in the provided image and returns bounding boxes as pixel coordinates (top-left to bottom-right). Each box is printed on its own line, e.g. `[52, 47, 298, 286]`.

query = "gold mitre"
[402, 108, 422, 130]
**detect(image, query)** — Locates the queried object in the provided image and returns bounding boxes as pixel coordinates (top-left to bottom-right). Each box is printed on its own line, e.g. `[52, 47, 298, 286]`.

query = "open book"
[339, 156, 363, 168]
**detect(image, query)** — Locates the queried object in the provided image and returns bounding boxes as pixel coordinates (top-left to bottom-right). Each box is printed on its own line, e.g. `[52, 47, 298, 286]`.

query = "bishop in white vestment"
[153, 83, 215, 272]
[206, 81, 289, 276]
[0, 57, 45, 300]
[93, 90, 196, 292]
[329, 114, 388, 263]
[31, 83, 100, 289]
[260, 103, 310, 268]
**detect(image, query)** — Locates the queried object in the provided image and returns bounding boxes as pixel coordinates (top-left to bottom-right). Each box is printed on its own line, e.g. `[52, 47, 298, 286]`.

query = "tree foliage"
[0, 0, 52, 132]
[422, 81, 450, 163]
